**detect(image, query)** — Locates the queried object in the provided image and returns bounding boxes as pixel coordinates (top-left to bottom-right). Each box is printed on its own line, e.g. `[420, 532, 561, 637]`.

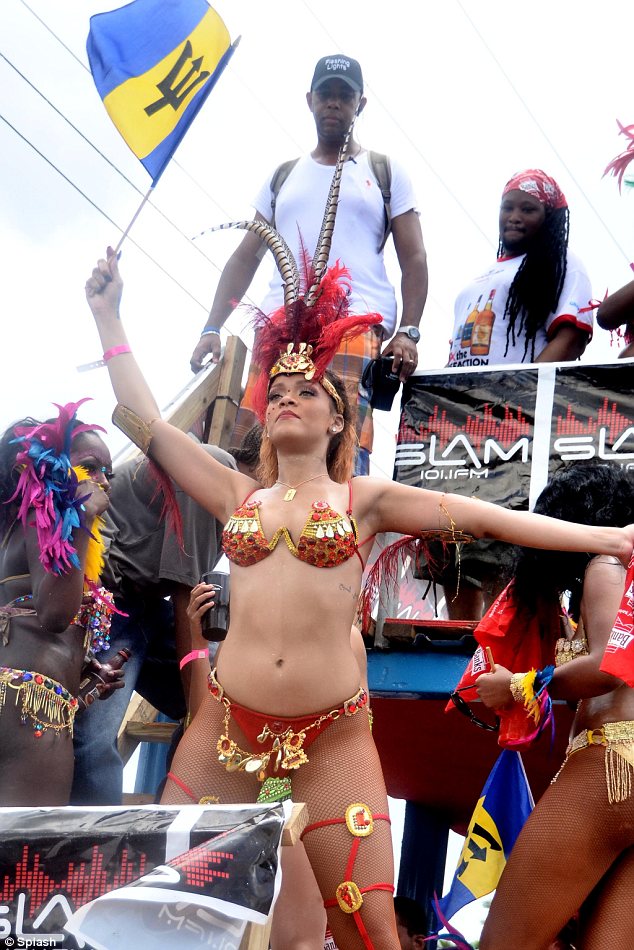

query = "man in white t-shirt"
[190, 55, 428, 473]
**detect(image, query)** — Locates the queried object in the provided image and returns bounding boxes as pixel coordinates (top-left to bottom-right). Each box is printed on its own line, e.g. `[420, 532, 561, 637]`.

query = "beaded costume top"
[222, 483, 362, 569]
[555, 615, 589, 667]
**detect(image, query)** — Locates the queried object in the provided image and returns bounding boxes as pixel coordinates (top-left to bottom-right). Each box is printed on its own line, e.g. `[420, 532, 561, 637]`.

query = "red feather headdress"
[604, 120, 634, 191]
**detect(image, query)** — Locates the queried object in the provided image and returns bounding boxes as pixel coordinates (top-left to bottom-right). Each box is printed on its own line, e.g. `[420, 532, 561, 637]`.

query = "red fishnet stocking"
[293, 712, 399, 950]
[162, 695, 400, 949]
[480, 746, 634, 950]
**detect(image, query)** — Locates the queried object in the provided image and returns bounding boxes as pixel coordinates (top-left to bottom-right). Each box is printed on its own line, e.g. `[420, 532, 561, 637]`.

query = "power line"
[0, 111, 210, 312]
[0, 51, 228, 274]
[454, 0, 631, 266]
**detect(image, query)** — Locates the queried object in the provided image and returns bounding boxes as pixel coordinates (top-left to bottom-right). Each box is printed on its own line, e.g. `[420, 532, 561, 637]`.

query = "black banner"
[395, 362, 634, 509]
[0, 804, 285, 950]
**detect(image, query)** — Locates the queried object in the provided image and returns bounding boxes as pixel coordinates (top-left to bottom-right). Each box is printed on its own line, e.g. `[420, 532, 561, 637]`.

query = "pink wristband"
[179, 648, 208, 671]
[103, 344, 132, 362]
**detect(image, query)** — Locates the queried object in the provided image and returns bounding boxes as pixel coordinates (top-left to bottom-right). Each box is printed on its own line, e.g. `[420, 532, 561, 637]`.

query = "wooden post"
[207, 335, 248, 450]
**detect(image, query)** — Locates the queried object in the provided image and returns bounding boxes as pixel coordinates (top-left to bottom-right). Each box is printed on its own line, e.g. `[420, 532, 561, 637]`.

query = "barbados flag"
[87, 0, 236, 183]
[437, 750, 533, 921]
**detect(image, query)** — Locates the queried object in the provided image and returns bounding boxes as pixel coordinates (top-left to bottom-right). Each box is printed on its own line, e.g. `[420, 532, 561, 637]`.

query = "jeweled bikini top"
[222, 482, 365, 569]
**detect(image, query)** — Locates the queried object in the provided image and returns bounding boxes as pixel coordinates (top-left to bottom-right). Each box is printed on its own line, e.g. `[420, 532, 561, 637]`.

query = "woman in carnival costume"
[0, 402, 122, 805]
[85, 128, 634, 947]
[476, 462, 634, 950]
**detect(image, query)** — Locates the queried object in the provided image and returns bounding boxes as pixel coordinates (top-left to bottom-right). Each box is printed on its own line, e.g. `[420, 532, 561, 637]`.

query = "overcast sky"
[3, 0, 634, 479]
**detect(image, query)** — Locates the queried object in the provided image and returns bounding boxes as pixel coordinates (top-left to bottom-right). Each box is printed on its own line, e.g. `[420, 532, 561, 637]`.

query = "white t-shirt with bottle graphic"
[447, 251, 593, 367]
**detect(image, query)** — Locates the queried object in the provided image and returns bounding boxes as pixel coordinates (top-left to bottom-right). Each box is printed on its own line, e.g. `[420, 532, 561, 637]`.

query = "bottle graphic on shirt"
[471, 289, 496, 355]
[461, 296, 482, 349]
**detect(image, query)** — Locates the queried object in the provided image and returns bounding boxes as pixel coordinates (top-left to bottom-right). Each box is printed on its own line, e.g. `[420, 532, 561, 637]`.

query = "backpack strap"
[269, 158, 300, 227]
[269, 152, 392, 252]
[367, 151, 392, 252]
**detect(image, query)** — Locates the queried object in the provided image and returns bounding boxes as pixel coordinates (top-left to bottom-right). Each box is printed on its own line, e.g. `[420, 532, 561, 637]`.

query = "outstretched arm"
[85, 249, 255, 522]
[365, 479, 634, 565]
[190, 214, 268, 372]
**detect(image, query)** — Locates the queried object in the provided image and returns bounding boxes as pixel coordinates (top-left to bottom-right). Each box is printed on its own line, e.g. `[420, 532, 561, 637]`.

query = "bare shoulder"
[585, 554, 626, 592]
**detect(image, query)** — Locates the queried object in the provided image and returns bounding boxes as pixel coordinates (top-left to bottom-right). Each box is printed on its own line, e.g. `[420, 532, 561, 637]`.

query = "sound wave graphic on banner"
[399, 404, 532, 449]
[170, 840, 233, 887]
[555, 397, 634, 438]
[0, 844, 147, 912]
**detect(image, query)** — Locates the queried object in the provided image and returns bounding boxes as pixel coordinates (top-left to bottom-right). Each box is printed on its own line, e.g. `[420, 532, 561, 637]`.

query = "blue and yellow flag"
[87, 0, 235, 183]
[437, 750, 534, 922]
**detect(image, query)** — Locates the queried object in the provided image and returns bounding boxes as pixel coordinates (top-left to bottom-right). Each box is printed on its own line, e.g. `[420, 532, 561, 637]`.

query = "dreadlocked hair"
[498, 205, 570, 361]
[257, 371, 355, 487]
[512, 460, 634, 619]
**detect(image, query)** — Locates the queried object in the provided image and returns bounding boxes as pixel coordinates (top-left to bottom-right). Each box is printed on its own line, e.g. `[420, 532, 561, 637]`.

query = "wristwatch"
[397, 325, 421, 343]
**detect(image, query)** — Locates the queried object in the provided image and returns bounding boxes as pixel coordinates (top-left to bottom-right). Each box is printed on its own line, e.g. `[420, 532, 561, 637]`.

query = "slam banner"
[395, 361, 634, 509]
[0, 803, 285, 950]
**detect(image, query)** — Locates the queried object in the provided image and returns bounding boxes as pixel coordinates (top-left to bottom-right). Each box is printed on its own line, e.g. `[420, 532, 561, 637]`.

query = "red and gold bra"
[222, 481, 367, 569]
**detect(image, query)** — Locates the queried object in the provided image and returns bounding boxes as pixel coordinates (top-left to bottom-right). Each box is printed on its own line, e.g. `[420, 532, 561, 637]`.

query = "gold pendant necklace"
[275, 473, 327, 502]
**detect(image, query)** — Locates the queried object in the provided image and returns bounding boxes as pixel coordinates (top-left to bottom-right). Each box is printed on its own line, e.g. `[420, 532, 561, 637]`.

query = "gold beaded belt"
[566, 720, 634, 804]
[0, 667, 78, 737]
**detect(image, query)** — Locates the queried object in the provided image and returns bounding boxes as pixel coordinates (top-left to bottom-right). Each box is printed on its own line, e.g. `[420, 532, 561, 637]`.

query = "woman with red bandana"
[430, 170, 594, 623]
[448, 169, 593, 368]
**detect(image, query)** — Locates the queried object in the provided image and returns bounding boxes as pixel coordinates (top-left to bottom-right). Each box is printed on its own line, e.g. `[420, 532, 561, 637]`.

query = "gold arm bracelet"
[112, 404, 159, 456]
[509, 672, 526, 703]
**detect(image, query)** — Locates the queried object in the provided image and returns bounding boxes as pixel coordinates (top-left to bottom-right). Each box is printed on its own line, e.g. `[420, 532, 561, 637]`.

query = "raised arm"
[189, 214, 269, 372]
[365, 479, 634, 565]
[85, 249, 255, 522]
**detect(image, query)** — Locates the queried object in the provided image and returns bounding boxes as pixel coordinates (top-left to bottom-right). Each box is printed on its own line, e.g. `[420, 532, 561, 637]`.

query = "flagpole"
[114, 183, 155, 253]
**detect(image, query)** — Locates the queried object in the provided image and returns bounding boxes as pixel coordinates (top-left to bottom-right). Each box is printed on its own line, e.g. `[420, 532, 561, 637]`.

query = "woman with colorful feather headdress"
[86, 125, 634, 946]
[0, 401, 121, 805]
[475, 461, 634, 950]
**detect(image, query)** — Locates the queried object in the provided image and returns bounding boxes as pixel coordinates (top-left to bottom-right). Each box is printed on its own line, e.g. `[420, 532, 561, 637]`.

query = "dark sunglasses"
[450, 687, 500, 732]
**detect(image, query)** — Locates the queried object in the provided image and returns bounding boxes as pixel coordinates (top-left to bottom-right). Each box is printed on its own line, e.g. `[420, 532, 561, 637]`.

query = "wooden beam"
[207, 335, 248, 450]
[164, 366, 220, 434]
[117, 694, 159, 764]
[123, 720, 178, 744]
[281, 802, 308, 846]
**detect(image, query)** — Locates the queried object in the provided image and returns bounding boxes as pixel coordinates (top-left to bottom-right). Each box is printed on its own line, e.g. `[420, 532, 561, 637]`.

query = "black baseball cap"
[311, 55, 363, 94]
